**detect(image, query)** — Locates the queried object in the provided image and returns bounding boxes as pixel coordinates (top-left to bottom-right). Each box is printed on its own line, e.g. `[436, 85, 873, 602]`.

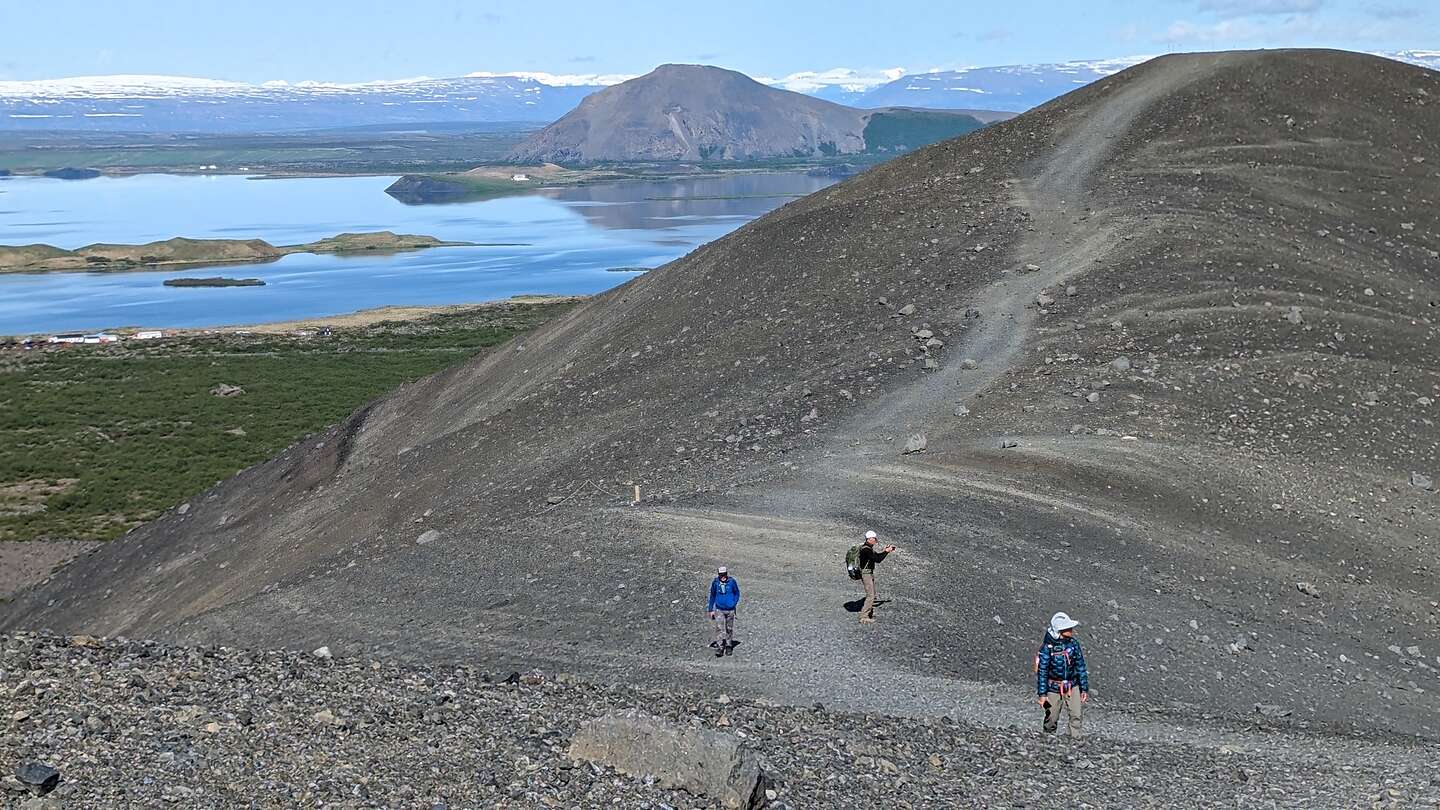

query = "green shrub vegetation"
[0, 301, 572, 542]
[861, 111, 985, 154]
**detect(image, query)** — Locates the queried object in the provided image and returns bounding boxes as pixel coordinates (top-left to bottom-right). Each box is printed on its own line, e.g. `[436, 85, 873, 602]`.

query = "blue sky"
[0, 0, 1434, 84]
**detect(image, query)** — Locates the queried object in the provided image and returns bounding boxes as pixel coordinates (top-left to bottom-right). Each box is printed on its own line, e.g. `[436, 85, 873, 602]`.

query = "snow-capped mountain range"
[0, 73, 598, 132]
[2, 51, 1435, 132]
[851, 51, 1440, 111]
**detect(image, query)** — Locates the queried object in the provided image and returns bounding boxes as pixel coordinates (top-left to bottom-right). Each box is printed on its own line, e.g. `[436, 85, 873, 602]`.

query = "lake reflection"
[0, 171, 835, 334]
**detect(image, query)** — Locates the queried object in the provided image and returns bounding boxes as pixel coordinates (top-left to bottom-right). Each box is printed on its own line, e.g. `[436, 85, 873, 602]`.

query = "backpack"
[845, 545, 863, 580]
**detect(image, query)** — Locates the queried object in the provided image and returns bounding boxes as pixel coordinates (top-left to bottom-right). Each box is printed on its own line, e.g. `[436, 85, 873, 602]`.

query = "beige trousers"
[860, 572, 877, 620]
[1042, 688, 1083, 738]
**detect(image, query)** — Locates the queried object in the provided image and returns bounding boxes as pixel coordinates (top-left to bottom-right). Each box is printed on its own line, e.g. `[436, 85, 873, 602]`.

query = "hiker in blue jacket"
[1036, 611, 1090, 738]
[707, 566, 741, 657]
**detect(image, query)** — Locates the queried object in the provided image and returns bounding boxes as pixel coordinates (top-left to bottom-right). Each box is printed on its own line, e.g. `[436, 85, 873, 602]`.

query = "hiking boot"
[714, 645, 725, 657]
[723, 643, 733, 656]
[859, 617, 876, 624]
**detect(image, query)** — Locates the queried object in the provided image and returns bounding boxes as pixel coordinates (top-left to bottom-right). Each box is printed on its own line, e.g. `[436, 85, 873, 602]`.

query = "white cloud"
[755, 67, 907, 94]
[1195, 0, 1323, 14]
[1161, 18, 1271, 42]
[1364, 3, 1423, 19]
[1159, 11, 1414, 44]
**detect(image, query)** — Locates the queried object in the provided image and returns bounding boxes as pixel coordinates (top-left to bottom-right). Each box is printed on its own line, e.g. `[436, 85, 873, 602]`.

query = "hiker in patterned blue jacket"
[707, 566, 741, 657]
[1036, 611, 1090, 738]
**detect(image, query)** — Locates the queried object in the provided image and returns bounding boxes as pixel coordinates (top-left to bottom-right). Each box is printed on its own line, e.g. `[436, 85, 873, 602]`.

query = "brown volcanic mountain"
[6, 49, 1438, 746]
[507, 63, 995, 163]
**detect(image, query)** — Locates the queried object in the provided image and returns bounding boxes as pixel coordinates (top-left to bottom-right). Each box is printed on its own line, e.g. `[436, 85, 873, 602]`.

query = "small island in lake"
[42, 167, 103, 180]
[0, 231, 472, 274]
[163, 277, 266, 288]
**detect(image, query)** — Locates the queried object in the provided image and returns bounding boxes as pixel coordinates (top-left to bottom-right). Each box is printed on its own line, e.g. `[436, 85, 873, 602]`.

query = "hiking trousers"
[860, 572, 877, 620]
[712, 610, 736, 647]
[1042, 688, 1083, 738]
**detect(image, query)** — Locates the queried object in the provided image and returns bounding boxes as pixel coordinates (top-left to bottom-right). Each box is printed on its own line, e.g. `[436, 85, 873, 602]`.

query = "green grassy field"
[0, 301, 572, 542]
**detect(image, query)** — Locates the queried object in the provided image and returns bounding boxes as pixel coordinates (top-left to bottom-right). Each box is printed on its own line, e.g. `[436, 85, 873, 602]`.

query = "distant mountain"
[507, 64, 1003, 164]
[852, 50, 1440, 112]
[0, 75, 602, 132]
[2, 51, 1433, 133]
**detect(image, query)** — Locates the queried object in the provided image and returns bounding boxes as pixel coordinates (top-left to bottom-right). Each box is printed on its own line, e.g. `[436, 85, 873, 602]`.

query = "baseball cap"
[717, 566, 728, 574]
[865, 530, 877, 539]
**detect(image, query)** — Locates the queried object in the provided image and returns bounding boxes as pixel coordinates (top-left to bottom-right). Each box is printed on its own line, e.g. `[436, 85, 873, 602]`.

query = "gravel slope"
[2, 633, 1435, 809]
[4, 47, 1438, 759]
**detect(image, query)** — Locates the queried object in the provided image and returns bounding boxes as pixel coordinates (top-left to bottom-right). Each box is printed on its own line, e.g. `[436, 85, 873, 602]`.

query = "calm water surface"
[0, 172, 835, 334]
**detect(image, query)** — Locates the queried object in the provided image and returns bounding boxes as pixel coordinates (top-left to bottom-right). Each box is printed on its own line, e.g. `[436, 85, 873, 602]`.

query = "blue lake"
[0, 172, 835, 334]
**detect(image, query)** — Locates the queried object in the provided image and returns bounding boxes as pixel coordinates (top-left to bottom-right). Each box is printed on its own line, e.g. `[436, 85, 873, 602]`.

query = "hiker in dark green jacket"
[857, 530, 897, 623]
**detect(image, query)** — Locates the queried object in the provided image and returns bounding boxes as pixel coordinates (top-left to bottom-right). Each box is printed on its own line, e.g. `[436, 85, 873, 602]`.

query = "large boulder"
[568, 709, 768, 809]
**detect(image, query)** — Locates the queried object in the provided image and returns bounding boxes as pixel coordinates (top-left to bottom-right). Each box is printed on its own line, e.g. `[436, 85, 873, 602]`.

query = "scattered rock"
[416, 529, 441, 546]
[1296, 582, 1321, 599]
[312, 645, 333, 660]
[1036, 293, 1055, 307]
[1022, 263, 1040, 272]
[961, 358, 978, 370]
[902, 434, 927, 454]
[1410, 471, 1434, 491]
[312, 708, 343, 727]
[14, 763, 59, 796]
[209, 383, 245, 398]
[997, 438, 1020, 449]
[1284, 306, 1303, 325]
[1253, 704, 1292, 719]
[568, 710, 768, 809]
[897, 304, 916, 316]
[1110, 356, 1132, 372]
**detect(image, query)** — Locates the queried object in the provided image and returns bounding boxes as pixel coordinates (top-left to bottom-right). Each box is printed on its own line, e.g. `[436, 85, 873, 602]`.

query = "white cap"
[1050, 612, 1080, 634]
[864, 530, 877, 539]
[717, 566, 727, 574]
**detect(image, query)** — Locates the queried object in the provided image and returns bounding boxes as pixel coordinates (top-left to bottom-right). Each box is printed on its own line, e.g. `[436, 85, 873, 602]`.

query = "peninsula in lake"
[0, 231, 470, 274]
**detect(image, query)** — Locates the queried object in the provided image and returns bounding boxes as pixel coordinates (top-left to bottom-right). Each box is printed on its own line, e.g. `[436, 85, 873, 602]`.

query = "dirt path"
[601, 50, 1425, 761]
[666, 47, 1210, 708]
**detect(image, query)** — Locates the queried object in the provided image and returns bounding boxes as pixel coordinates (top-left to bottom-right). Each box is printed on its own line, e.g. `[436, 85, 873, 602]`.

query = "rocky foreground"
[1, 634, 1435, 809]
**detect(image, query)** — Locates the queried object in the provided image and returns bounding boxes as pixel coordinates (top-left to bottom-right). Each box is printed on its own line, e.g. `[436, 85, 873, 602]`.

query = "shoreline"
[1, 295, 588, 340]
[202, 295, 587, 334]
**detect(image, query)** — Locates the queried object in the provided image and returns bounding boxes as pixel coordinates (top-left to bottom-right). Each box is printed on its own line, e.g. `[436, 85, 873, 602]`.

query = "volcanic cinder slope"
[6, 49, 1438, 752]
